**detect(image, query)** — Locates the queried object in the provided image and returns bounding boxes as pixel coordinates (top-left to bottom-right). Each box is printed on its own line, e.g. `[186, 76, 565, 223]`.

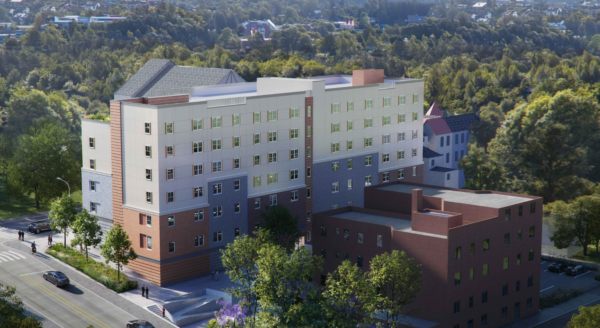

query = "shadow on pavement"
[62, 284, 84, 295]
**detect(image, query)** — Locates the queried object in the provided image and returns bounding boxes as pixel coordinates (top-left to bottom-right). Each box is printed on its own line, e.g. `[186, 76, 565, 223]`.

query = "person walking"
[48, 234, 51, 246]
[146, 286, 149, 299]
[215, 270, 219, 281]
[141, 285, 145, 298]
[49, 235, 52, 246]
[211, 270, 215, 280]
[162, 307, 165, 318]
[31, 242, 35, 254]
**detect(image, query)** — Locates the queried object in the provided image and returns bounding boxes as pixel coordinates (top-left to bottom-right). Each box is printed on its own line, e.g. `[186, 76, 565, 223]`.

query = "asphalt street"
[539, 260, 600, 296]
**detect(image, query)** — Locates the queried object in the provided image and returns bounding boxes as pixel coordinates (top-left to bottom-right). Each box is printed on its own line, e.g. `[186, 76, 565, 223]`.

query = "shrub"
[46, 243, 137, 293]
[540, 288, 583, 310]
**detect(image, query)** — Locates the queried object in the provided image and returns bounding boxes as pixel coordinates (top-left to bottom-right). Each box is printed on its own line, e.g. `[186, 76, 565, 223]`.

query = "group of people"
[141, 285, 150, 299]
[211, 270, 220, 281]
[18, 231, 52, 254]
[17, 230, 25, 241]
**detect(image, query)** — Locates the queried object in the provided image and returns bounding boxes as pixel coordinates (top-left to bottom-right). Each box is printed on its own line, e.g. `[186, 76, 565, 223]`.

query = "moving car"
[547, 263, 567, 273]
[28, 221, 51, 234]
[43, 271, 70, 287]
[127, 320, 155, 328]
[565, 265, 586, 276]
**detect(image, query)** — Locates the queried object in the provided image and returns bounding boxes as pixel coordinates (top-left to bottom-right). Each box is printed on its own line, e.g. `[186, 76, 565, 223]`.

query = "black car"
[28, 220, 51, 234]
[127, 320, 155, 328]
[565, 265, 586, 276]
[548, 263, 567, 273]
[43, 271, 70, 287]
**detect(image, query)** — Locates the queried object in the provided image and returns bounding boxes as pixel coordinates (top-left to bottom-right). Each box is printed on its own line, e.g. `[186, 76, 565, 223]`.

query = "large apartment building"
[82, 69, 425, 285]
[313, 182, 542, 328]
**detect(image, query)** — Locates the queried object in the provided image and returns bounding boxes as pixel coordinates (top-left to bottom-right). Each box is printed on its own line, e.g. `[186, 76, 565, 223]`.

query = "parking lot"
[539, 261, 600, 296]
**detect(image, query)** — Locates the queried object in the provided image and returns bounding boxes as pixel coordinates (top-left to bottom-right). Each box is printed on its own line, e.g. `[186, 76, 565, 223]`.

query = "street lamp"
[56, 177, 70, 197]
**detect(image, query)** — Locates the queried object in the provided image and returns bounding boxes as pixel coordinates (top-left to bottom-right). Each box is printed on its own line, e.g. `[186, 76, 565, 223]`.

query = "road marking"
[20, 271, 49, 277]
[541, 261, 547, 264]
[2, 252, 21, 260]
[575, 271, 592, 279]
[8, 250, 26, 259]
[559, 272, 565, 275]
[540, 286, 555, 292]
[21, 300, 65, 328]
[0, 253, 15, 261]
[22, 275, 111, 328]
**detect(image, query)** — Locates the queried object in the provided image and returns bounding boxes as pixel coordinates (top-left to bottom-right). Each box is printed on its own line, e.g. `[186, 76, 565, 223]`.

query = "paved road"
[539, 260, 599, 296]
[0, 237, 136, 327]
[537, 299, 600, 327]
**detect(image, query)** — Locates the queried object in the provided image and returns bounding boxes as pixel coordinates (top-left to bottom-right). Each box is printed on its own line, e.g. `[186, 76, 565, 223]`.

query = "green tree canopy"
[100, 223, 137, 284]
[549, 195, 600, 256]
[567, 304, 600, 327]
[0, 283, 42, 328]
[49, 192, 78, 250]
[71, 209, 103, 262]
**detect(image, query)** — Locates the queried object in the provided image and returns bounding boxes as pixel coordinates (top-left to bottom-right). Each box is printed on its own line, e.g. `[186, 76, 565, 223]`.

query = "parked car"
[28, 220, 51, 234]
[548, 263, 567, 273]
[127, 320, 155, 328]
[565, 265, 586, 276]
[43, 271, 70, 287]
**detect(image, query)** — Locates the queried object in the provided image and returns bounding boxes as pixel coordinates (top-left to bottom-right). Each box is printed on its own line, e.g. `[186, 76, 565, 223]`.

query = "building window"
[290, 149, 299, 160]
[412, 130, 418, 139]
[347, 160, 353, 170]
[146, 236, 152, 250]
[290, 190, 299, 202]
[234, 202, 241, 213]
[89, 181, 96, 191]
[530, 202, 536, 214]
[527, 298, 532, 309]
[382, 153, 390, 163]
[234, 158, 240, 169]
[382, 135, 391, 145]
[268, 173, 277, 184]
[469, 268, 474, 281]
[233, 114, 240, 125]
[168, 216, 175, 227]
[483, 239, 489, 251]
[398, 169, 405, 179]
[503, 257, 509, 270]
[382, 172, 390, 182]
[290, 108, 299, 118]
[307, 188, 311, 198]
[332, 182, 339, 193]
[267, 110, 277, 122]
[90, 159, 96, 170]
[307, 147, 311, 157]
[399, 95, 406, 105]
[195, 235, 204, 247]
[365, 118, 373, 128]
[455, 247, 461, 260]
[233, 136, 240, 148]
[365, 156, 372, 166]
[331, 142, 340, 152]
[516, 280, 521, 292]
[214, 231, 223, 242]
[195, 210, 204, 221]
[412, 148, 417, 157]
[501, 307, 507, 319]
[398, 132, 406, 143]
[383, 116, 391, 126]
[269, 194, 277, 206]
[307, 167, 312, 177]
[290, 169, 299, 180]
[193, 141, 203, 153]
[505, 208, 511, 221]
[348, 121, 354, 131]
[254, 176, 261, 187]
[483, 263, 488, 276]
[412, 112, 418, 121]
[365, 99, 373, 109]
[454, 301, 460, 314]
[413, 167, 417, 176]
[482, 291, 488, 304]
[357, 232, 364, 244]
[212, 139, 222, 151]
[455, 134, 459, 145]
[519, 205, 523, 217]
[332, 162, 339, 171]
[454, 151, 458, 161]
[357, 255, 363, 268]
[529, 226, 535, 238]
[145, 122, 151, 134]
[320, 248, 326, 259]
[254, 198, 260, 209]
[212, 161, 222, 172]
[347, 101, 354, 111]
[166, 122, 173, 134]
[268, 152, 277, 163]
[331, 123, 339, 133]
[268, 131, 277, 142]
[454, 272, 461, 285]
[518, 229, 522, 241]
[469, 296, 474, 308]
[146, 215, 151, 226]
[166, 145, 173, 156]
[90, 202, 97, 213]
[89, 137, 95, 148]
[332, 205, 339, 209]
[307, 212, 311, 221]
[253, 155, 261, 166]
[384, 97, 391, 107]
[481, 315, 487, 327]
[447, 173, 451, 181]
[194, 187, 203, 198]
[376, 234, 383, 247]
[504, 233, 510, 245]
[146, 192, 152, 203]
[320, 225, 327, 237]
[290, 129, 299, 139]
[167, 169, 174, 180]
[365, 176, 372, 186]
[254, 133, 260, 144]
[234, 227, 240, 237]
[413, 94, 419, 104]
[167, 192, 174, 203]
[343, 229, 350, 241]
[253, 112, 260, 123]
[193, 164, 203, 176]
[364, 137, 373, 147]
[213, 183, 222, 195]
[212, 117, 222, 128]
[529, 249, 534, 261]
[213, 206, 223, 217]
[307, 126, 312, 137]
[517, 253, 521, 265]
[347, 140, 353, 150]
[146, 169, 152, 180]
[528, 275, 533, 287]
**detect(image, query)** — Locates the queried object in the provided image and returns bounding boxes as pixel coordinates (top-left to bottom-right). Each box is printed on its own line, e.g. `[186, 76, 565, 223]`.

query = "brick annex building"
[313, 182, 542, 328]
[81, 65, 425, 285]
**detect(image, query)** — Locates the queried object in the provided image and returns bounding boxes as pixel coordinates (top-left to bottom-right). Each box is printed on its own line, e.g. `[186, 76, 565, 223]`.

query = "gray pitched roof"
[444, 113, 479, 133]
[423, 146, 442, 158]
[115, 59, 245, 98]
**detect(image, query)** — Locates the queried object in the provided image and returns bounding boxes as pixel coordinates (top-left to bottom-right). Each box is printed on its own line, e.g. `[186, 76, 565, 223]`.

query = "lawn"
[0, 181, 82, 220]
[46, 243, 137, 293]
[571, 245, 600, 265]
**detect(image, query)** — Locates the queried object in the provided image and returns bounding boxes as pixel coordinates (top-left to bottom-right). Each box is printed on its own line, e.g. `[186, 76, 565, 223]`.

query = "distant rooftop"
[331, 210, 447, 239]
[376, 184, 532, 208]
[445, 113, 479, 133]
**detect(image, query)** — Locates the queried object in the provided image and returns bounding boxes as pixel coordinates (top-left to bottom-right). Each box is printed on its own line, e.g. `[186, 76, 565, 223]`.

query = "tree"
[568, 304, 600, 327]
[471, 102, 504, 149]
[259, 204, 302, 251]
[48, 192, 78, 251]
[220, 235, 262, 323]
[369, 250, 422, 327]
[458, 144, 506, 191]
[5, 121, 80, 208]
[322, 260, 375, 327]
[71, 209, 103, 263]
[549, 196, 600, 256]
[0, 283, 42, 328]
[100, 223, 137, 284]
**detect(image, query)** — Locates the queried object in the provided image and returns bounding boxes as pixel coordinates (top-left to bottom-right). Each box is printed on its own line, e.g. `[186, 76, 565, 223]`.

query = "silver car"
[28, 221, 51, 234]
[43, 271, 70, 287]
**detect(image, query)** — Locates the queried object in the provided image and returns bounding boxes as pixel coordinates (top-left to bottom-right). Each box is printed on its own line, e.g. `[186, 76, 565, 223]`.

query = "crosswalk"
[0, 251, 27, 262]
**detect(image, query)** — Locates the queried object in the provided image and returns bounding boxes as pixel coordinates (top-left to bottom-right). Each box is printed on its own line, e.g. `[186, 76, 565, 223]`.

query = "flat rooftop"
[330, 210, 446, 239]
[377, 184, 532, 208]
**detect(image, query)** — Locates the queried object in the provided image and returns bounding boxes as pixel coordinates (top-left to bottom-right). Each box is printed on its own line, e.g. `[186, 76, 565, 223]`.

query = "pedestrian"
[50, 235, 52, 246]
[31, 242, 35, 254]
[211, 270, 215, 280]
[162, 307, 165, 318]
[17, 231, 20, 241]
[141, 285, 145, 297]
[215, 270, 219, 281]
[146, 286, 149, 299]
[48, 234, 51, 246]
